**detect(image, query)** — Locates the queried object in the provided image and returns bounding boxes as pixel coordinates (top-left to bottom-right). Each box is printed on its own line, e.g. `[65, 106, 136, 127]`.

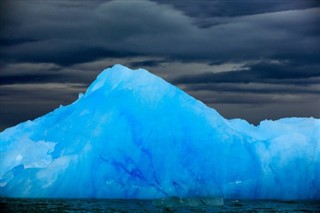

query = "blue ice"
[0, 64, 319, 199]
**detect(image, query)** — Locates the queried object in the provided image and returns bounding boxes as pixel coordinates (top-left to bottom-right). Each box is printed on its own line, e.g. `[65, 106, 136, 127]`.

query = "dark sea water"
[1, 198, 319, 213]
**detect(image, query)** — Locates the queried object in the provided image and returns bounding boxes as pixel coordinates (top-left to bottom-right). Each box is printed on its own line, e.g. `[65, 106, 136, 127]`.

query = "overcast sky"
[0, 0, 319, 130]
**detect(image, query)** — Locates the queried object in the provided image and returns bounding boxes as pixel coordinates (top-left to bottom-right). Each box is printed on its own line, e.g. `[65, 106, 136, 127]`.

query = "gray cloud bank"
[0, 0, 319, 130]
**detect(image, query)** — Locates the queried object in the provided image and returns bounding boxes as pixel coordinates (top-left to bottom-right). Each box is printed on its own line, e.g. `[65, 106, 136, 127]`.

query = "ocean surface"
[1, 198, 319, 212]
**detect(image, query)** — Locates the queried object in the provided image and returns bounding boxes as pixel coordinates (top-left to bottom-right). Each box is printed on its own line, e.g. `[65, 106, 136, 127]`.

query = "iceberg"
[0, 64, 319, 199]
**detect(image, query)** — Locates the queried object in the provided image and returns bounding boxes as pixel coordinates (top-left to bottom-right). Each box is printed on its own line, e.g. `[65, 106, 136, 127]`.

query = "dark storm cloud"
[173, 61, 320, 85]
[0, 74, 56, 85]
[0, 45, 137, 66]
[186, 83, 320, 95]
[129, 59, 168, 68]
[0, 0, 197, 65]
[0, 38, 40, 47]
[1, 0, 319, 66]
[153, 0, 320, 18]
[0, 67, 99, 86]
[0, 0, 319, 129]
[0, 73, 93, 85]
[153, 0, 320, 28]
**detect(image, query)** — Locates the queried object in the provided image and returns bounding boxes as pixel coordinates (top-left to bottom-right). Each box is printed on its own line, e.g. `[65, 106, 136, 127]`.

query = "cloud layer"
[0, 0, 319, 129]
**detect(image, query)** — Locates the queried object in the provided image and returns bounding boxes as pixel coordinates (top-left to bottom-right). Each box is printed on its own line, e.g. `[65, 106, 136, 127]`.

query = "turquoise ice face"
[1, 64, 319, 199]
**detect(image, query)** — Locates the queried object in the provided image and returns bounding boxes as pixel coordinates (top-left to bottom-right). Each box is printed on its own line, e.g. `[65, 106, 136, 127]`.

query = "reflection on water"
[1, 198, 319, 212]
[152, 197, 224, 207]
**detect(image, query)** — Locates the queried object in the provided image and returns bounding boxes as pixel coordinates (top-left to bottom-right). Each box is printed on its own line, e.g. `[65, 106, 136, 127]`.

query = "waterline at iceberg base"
[0, 65, 319, 199]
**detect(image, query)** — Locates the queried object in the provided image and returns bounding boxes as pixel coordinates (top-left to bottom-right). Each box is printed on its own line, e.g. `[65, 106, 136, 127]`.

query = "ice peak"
[111, 64, 131, 70]
[86, 64, 152, 95]
[85, 64, 159, 95]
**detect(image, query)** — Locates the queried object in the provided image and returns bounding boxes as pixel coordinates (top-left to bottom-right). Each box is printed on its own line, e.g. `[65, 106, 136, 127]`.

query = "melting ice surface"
[0, 64, 319, 199]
